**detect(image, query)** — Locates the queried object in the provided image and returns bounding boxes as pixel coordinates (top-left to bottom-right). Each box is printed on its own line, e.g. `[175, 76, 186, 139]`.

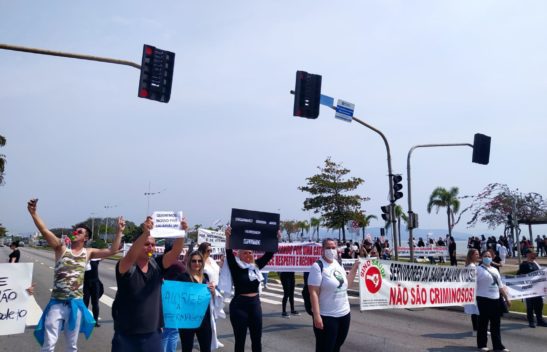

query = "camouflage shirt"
[51, 248, 88, 300]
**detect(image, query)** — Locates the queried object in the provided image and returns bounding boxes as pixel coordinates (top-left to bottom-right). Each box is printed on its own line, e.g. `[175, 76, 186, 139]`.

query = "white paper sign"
[0, 263, 34, 335]
[151, 211, 186, 238]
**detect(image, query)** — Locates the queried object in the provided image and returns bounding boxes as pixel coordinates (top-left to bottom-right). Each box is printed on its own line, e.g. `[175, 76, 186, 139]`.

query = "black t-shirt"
[226, 249, 273, 296]
[84, 259, 100, 281]
[112, 256, 165, 334]
[9, 249, 20, 263]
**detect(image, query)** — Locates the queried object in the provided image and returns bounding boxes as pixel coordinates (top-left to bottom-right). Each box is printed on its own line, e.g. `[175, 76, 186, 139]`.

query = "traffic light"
[472, 133, 491, 165]
[293, 70, 322, 119]
[391, 174, 403, 201]
[381, 205, 392, 222]
[408, 211, 419, 229]
[138, 44, 175, 103]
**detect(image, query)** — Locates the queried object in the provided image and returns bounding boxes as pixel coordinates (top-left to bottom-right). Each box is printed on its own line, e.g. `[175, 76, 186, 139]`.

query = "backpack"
[302, 259, 323, 316]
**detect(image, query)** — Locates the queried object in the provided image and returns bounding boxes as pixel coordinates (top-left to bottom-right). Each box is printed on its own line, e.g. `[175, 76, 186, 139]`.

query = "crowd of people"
[9, 199, 545, 352]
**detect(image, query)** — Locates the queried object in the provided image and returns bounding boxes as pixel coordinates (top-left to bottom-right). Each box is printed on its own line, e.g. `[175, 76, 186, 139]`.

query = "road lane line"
[100, 294, 115, 307]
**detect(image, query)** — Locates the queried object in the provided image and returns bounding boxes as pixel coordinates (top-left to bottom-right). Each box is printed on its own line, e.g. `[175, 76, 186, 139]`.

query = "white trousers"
[41, 302, 82, 352]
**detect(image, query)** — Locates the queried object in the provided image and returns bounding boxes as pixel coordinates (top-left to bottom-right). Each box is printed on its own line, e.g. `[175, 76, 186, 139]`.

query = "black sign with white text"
[230, 208, 280, 252]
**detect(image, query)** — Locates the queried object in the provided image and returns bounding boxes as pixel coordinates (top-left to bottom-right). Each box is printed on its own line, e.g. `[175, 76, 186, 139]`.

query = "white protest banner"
[359, 259, 476, 311]
[0, 263, 33, 335]
[198, 228, 225, 246]
[397, 247, 448, 257]
[151, 211, 186, 238]
[503, 268, 547, 300]
[258, 243, 322, 272]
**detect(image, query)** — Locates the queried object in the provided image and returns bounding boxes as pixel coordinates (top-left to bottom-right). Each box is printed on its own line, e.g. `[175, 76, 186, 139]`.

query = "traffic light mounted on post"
[391, 174, 403, 201]
[472, 133, 491, 165]
[381, 205, 392, 222]
[138, 44, 175, 103]
[293, 70, 322, 119]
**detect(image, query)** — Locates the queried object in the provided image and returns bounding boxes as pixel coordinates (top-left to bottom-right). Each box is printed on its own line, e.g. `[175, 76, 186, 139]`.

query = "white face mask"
[324, 248, 337, 261]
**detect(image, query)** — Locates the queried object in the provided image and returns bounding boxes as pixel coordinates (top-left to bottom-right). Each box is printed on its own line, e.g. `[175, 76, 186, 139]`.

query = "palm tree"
[297, 220, 310, 240]
[384, 205, 408, 248]
[427, 187, 460, 237]
[310, 217, 322, 241]
[0, 135, 6, 185]
[353, 212, 377, 242]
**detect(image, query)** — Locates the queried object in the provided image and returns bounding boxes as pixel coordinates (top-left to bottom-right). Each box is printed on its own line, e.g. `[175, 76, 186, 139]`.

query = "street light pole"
[406, 143, 472, 261]
[144, 181, 166, 215]
[104, 205, 118, 242]
[90, 212, 96, 241]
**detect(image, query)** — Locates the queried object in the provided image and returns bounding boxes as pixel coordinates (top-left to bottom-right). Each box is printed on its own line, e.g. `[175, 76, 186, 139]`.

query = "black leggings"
[313, 313, 351, 352]
[229, 295, 262, 352]
[179, 307, 212, 352]
[476, 296, 505, 350]
[83, 279, 101, 321]
[280, 272, 296, 312]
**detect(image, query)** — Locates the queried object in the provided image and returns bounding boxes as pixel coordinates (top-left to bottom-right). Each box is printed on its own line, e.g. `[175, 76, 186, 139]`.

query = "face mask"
[324, 249, 337, 261]
[482, 257, 492, 265]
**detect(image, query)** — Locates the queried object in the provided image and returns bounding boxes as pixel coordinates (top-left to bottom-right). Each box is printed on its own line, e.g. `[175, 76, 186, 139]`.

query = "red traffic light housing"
[293, 71, 322, 119]
[138, 44, 175, 103]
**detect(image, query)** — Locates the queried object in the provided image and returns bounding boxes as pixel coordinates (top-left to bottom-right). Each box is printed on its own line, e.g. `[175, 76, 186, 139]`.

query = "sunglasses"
[191, 259, 203, 264]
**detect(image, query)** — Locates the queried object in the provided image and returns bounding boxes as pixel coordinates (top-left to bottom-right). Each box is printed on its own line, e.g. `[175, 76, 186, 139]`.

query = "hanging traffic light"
[138, 44, 175, 103]
[381, 205, 392, 222]
[391, 174, 403, 201]
[472, 133, 491, 165]
[293, 70, 322, 119]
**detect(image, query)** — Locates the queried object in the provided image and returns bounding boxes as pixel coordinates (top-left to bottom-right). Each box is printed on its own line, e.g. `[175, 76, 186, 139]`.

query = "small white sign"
[335, 99, 354, 122]
[151, 211, 186, 238]
[0, 263, 34, 335]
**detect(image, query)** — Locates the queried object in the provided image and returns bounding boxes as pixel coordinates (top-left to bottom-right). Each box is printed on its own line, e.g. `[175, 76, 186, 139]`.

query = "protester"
[448, 235, 457, 266]
[111, 216, 187, 352]
[161, 240, 185, 352]
[497, 242, 508, 264]
[83, 258, 104, 327]
[476, 250, 511, 352]
[279, 271, 299, 317]
[517, 248, 547, 328]
[8, 240, 20, 263]
[308, 238, 359, 352]
[175, 251, 216, 352]
[224, 226, 277, 352]
[463, 249, 480, 336]
[27, 198, 123, 352]
[198, 241, 224, 349]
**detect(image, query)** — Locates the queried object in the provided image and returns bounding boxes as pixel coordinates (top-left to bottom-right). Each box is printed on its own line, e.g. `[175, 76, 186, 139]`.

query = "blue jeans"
[162, 328, 179, 352]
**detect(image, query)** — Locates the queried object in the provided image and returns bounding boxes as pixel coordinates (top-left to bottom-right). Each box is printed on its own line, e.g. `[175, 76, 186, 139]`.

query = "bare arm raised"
[118, 216, 153, 275]
[89, 216, 125, 260]
[162, 218, 189, 269]
[27, 199, 65, 259]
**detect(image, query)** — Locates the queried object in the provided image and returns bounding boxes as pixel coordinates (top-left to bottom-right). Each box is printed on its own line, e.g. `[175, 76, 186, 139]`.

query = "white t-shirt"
[476, 265, 503, 299]
[308, 258, 350, 317]
[204, 257, 221, 285]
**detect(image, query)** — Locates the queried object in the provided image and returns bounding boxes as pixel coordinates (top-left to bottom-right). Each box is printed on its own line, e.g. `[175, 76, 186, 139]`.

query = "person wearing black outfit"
[84, 258, 104, 327]
[517, 248, 546, 328]
[8, 241, 20, 263]
[224, 226, 276, 352]
[174, 250, 215, 352]
[111, 216, 188, 352]
[448, 235, 457, 266]
[279, 271, 299, 317]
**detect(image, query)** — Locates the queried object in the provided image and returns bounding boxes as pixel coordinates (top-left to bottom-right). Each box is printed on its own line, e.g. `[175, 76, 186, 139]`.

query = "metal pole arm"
[0, 43, 141, 70]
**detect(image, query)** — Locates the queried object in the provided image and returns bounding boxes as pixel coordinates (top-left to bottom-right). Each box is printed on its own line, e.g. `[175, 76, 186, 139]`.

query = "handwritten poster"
[151, 211, 186, 238]
[162, 280, 210, 329]
[0, 263, 33, 335]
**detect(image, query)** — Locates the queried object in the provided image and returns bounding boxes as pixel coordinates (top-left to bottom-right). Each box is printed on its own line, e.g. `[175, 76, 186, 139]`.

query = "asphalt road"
[1, 246, 546, 352]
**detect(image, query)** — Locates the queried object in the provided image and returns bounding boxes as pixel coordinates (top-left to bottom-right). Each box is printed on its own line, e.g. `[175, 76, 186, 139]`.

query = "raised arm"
[346, 260, 360, 290]
[162, 218, 189, 269]
[27, 199, 64, 258]
[118, 217, 152, 274]
[90, 216, 125, 259]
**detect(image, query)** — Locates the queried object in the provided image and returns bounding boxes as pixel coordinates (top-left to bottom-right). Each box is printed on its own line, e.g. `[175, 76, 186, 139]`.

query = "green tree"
[309, 217, 322, 241]
[0, 223, 7, 237]
[352, 212, 377, 242]
[296, 220, 310, 240]
[281, 220, 299, 242]
[427, 187, 460, 237]
[0, 134, 6, 185]
[299, 157, 365, 243]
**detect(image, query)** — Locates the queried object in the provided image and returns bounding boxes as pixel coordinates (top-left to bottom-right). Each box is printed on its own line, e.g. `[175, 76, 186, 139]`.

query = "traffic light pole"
[326, 106, 399, 259]
[406, 143, 472, 261]
[0, 43, 141, 70]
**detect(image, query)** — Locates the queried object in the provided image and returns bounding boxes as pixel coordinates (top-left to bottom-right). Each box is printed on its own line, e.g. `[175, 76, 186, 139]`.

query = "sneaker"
[282, 312, 290, 318]
[217, 342, 224, 348]
[478, 348, 489, 352]
[94, 323, 101, 328]
[291, 310, 301, 316]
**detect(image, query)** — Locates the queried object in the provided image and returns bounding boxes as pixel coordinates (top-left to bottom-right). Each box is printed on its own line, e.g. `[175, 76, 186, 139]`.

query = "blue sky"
[1, 1, 546, 239]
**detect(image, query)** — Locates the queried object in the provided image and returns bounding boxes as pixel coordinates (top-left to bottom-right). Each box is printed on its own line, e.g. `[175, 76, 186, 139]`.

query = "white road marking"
[100, 294, 115, 308]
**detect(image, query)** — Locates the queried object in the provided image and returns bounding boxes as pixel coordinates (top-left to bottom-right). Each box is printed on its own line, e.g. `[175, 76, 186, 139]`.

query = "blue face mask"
[482, 257, 493, 265]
